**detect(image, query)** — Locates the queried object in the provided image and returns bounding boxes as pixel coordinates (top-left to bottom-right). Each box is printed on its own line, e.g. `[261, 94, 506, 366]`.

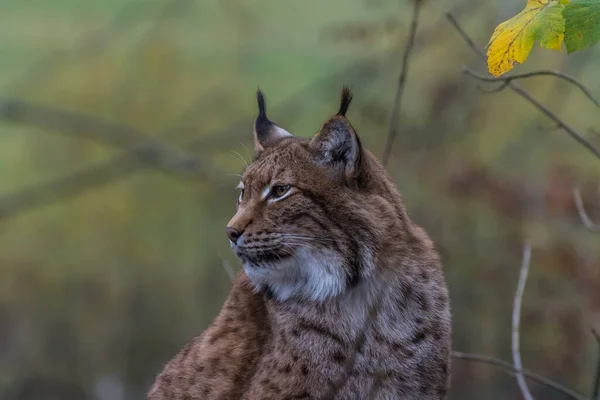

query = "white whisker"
[281, 240, 322, 253]
[230, 150, 249, 168]
[279, 234, 335, 244]
[240, 142, 252, 161]
[279, 233, 335, 240]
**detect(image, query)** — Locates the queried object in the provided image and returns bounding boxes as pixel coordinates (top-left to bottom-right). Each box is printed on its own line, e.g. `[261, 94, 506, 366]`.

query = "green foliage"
[487, 0, 600, 76]
[563, 0, 600, 52]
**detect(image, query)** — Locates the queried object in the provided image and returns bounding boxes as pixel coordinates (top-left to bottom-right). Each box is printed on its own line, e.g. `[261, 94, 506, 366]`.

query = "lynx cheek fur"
[149, 88, 451, 399]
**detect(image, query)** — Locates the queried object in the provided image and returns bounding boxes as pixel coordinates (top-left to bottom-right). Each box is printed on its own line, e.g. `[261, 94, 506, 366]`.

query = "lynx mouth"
[237, 248, 294, 266]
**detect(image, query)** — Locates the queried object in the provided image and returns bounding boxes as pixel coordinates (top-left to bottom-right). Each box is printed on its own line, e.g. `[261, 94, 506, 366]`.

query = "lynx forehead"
[149, 87, 452, 400]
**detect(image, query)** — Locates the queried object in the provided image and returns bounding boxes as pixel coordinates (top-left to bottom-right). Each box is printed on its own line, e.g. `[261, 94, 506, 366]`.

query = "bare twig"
[0, 97, 162, 147]
[446, 13, 600, 162]
[592, 329, 600, 400]
[512, 243, 534, 400]
[477, 81, 509, 94]
[0, 89, 225, 220]
[465, 71, 600, 108]
[573, 188, 600, 232]
[381, 0, 422, 167]
[536, 124, 562, 132]
[452, 352, 585, 400]
[445, 13, 487, 62]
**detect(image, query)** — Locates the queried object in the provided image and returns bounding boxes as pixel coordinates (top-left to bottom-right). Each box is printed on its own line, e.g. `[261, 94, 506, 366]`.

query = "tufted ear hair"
[253, 89, 293, 154]
[309, 87, 363, 181]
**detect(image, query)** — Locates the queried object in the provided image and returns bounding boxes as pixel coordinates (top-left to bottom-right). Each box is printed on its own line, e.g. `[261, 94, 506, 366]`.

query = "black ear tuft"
[255, 88, 272, 138]
[256, 88, 267, 120]
[337, 86, 353, 117]
[253, 89, 293, 153]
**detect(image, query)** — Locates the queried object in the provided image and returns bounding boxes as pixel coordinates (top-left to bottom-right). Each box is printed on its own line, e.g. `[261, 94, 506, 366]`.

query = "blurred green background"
[1, 0, 599, 399]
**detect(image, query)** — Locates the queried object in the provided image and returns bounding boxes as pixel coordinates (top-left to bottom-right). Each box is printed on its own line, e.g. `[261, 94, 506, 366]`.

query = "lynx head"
[226, 88, 406, 302]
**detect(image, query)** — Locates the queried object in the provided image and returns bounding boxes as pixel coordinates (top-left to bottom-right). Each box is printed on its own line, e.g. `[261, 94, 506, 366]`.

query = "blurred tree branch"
[381, 0, 422, 167]
[512, 243, 534, 400]
[0, 92, 224, 220]
[462, 70, 600, 108]
[0, 97, 203, 177]
[573, 188, 600, 233]
[451, 352, 586, 400]
[462, 67, 600, 161]
[0, 61, 380, 220]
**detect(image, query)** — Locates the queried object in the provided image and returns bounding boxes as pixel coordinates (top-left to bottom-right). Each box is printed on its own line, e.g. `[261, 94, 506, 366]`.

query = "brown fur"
[149, 89, 451, 399]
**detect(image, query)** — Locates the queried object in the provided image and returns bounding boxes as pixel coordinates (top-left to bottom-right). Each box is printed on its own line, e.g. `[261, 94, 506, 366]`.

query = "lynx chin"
[149, 87, 452, 399]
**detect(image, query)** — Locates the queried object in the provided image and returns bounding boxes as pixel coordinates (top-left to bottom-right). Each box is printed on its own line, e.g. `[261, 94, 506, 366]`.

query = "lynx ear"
[253, 89, 293, 154]
[310, 87, 362, 180]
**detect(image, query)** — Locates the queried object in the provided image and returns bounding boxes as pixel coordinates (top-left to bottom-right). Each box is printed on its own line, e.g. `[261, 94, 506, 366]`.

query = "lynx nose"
[226, 227, 242, 244]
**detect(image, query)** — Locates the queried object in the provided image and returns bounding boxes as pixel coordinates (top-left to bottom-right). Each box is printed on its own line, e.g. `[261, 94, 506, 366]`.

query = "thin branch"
[0, 97, 159, 147]
[462, 68, 600, 161]
[512, 243, 534, 400]
[573, 188, 600, 232]
[465, 71, 600, 108]
[0, 89, 226, 220]
[445, 13, 487, 62]
[446, 11, 600, 161]
[381, 0, 422, 167]
[452, 352, 586, 400]
[592, 328, 600, 400]
[477, 81, 509, 94]
[536, 124, 562, 132]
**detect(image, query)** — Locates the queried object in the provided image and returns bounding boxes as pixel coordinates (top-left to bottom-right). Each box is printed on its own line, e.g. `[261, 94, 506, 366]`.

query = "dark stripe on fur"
[297, 319, 346, 347]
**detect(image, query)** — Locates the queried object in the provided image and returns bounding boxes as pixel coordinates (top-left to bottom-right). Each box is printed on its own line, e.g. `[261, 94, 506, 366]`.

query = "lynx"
[149, 88, 451, 399]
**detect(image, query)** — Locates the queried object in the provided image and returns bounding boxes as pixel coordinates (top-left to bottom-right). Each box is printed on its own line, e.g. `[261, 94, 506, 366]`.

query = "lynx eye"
[270, 185, 291, 200]
[236, 182, 245, 204]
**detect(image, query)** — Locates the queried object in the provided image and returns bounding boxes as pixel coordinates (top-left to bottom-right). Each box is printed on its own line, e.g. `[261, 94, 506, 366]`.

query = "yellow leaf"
[486, 0, 566, 77]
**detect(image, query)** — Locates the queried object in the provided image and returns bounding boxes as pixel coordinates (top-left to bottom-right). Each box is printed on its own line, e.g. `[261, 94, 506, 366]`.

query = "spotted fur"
[149, 89, 451, 399]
